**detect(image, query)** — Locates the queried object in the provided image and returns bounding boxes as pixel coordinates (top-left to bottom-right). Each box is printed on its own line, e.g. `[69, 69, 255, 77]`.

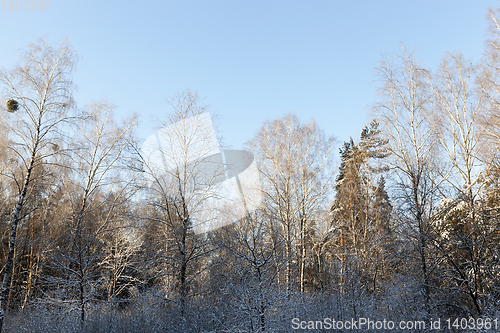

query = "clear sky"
[0, 1, 498, 151]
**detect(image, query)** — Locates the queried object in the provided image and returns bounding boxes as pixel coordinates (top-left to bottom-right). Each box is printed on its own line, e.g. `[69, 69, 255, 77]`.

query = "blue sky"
[0, 1, 498, 151]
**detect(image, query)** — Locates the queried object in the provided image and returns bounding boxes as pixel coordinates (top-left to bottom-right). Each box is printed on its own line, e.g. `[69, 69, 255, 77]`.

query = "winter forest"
[3, 7, 500, 333]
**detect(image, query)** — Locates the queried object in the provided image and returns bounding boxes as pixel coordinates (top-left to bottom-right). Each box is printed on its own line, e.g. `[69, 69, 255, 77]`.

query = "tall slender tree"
[330, 121, 390, 297]
[42, 102, 136, 325]
[374, 49, 440, 313]
[428, 52, 487, 316]
[0, 39, 76, 332]
[142, 90, 219, 321]
[248, 114, 335, 293]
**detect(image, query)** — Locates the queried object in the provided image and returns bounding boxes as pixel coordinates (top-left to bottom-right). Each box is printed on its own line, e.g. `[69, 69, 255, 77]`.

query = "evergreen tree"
[330, 121, 392, 296]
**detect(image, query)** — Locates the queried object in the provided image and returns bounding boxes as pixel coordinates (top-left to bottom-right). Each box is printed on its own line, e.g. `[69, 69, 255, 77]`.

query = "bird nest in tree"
[6, 99, 19, 112]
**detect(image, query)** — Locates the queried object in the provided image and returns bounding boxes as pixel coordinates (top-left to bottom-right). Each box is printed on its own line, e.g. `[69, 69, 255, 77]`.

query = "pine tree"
[330, 121, 391, 296]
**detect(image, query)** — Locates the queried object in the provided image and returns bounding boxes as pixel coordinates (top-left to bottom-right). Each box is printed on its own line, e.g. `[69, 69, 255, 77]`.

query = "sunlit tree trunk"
[0, 39, 76, 332]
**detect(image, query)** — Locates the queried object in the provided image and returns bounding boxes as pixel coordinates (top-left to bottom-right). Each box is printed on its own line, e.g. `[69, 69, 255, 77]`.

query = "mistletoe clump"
[6, 99, 19, 112]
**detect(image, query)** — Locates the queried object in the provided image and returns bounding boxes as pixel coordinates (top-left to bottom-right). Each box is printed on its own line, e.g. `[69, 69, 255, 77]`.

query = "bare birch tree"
[428, 53, 487, 316]
[142, 90, 221, 321]
[247, 114, 335, 293]
[478, 8, 500, 179]
[42, 102, 136, 325]
[373, 49, 440, 312]
[0, 39, 76, 332]
[479, 8, 500, 147]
